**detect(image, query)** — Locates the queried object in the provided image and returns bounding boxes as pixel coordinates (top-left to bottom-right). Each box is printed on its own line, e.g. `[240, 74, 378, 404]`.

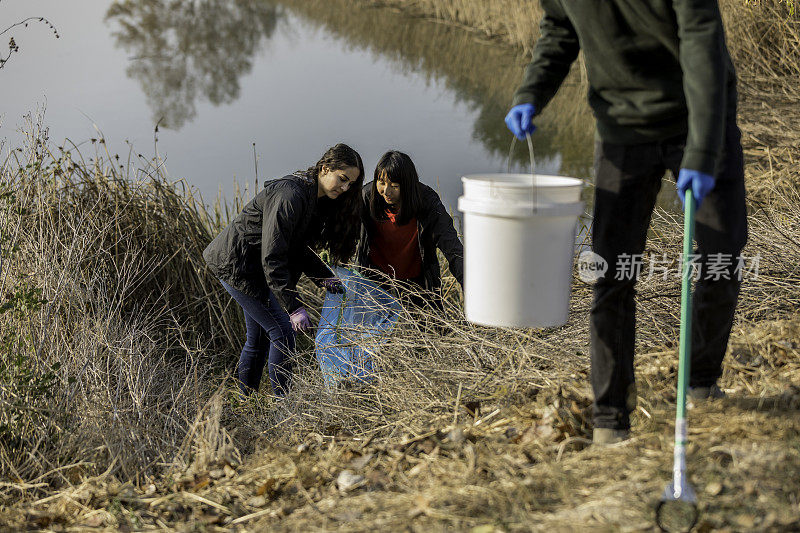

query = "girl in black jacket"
[204, 144, 364, 397]
[356, 150, 463, 308]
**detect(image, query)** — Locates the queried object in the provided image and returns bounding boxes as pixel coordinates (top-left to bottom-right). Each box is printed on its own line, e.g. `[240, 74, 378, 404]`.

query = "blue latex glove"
[504, 103, 537, 140]
[676, 169, 715, 210]
[322, 277, 344, 294]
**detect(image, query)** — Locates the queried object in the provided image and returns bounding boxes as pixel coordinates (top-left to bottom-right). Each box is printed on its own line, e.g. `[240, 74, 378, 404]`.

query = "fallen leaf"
[256, 478, 277, 497]
[408, 495, 431, 518]
[705, 481, 723, 496]
[447, 427, 466, 444]
[336, 470, 364, 492]
[407, 462, 427, 478]
[192, 476, 210, 491]
[366, 470, 390, 490]
[246, 496, 267, 508]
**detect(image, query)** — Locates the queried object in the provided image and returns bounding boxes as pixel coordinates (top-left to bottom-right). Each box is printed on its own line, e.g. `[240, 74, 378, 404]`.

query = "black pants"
[591, 116, 748, 430]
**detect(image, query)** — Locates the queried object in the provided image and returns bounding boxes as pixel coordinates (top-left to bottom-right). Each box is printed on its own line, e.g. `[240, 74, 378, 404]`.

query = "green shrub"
[0, 185, 61, 453]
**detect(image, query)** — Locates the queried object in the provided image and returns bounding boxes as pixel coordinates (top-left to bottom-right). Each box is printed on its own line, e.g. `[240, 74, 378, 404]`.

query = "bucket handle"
[506, 133, 537, 213]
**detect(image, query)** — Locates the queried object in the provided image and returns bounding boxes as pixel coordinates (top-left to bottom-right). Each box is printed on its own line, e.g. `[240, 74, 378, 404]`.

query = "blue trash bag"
[315, 266, 400, 388]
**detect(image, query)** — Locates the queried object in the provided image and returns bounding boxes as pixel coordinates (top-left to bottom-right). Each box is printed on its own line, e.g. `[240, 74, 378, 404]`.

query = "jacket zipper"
[416, 219, 427, 289]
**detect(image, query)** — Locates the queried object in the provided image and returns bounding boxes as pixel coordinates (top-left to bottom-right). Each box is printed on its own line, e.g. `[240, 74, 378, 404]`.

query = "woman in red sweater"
[356, 151, 463, 309]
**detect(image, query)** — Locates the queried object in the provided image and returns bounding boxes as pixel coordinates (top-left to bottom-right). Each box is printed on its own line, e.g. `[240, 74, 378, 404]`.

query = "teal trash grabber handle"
[656, 190, 699, 532]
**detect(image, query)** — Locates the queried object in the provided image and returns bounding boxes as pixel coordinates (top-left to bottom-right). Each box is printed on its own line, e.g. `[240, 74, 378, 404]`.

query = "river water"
[2, 0, 603, 212]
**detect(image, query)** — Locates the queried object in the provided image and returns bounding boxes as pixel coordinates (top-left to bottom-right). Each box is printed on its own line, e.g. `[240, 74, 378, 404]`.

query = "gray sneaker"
[688, 384, 726, 401]
[592, 428, 630, 445]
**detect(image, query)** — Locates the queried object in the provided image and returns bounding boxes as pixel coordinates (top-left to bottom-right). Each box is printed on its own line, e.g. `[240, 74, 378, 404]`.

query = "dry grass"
[0, 111, 245, 489]
[1, 122, 798, 530]
[721, 0, 800, 100]
[1, 314, 798, 530]
[344, 0, 544, 50]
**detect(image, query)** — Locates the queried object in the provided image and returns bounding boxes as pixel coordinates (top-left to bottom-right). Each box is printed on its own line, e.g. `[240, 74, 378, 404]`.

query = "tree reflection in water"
[105, 0, 593, 177]
[106, 0, 281, 129]
[271, 0, 594, 177]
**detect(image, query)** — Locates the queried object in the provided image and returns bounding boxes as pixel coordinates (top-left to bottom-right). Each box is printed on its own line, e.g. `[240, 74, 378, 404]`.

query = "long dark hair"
[306, 143, 364, 263]
[369, 150, 422, 226]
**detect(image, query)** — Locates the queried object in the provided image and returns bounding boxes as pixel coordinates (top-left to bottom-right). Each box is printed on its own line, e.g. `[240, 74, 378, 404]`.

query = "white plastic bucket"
[458, 174, 584, 328]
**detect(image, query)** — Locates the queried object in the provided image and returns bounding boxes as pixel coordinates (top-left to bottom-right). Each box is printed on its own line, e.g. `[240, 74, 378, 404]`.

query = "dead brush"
[721, 0, 800, 99]
[264, 272, 587, 443]
[258, 170, 800, 446]
[168, 393, 242, 490]
[346, 0, 543, 49]
[13, 311, 794, 531]
[0, 118, 243, 495]
[0, 122, 798, 532]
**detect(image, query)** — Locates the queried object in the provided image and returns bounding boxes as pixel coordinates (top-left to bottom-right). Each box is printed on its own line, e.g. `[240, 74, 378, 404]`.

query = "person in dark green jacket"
[505, 0, 747, 443]
[356, 150, 463, 309]
[203, 144, 364, 397]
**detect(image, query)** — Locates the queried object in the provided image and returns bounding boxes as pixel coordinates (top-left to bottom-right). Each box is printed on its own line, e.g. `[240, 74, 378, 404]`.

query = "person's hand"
[289, 307, 311, 332]
[504, 103, 537, 140]
[676, 169, 715, 209]
[322, 278, 344, 294]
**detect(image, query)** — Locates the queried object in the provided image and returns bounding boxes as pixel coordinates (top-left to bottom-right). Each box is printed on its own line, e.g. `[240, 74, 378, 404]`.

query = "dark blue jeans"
[221, 281, 295, 397]
[591, 115, 748, 430]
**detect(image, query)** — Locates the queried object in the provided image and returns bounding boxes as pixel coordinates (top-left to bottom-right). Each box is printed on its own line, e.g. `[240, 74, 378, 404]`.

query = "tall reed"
[0, 113, 243, 487]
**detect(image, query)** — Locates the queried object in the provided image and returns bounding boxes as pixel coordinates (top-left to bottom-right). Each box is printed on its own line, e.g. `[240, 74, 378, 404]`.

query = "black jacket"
[512, 0, 737, 176]
[356, 182, 463, 292]
[203, 173, 333, 314]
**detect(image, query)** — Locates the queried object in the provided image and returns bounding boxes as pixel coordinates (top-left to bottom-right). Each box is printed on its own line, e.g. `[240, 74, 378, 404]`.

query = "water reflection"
[105, 0, 594, 177]
[272, 0, 594, 177]
[105, 0, 281, 129]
